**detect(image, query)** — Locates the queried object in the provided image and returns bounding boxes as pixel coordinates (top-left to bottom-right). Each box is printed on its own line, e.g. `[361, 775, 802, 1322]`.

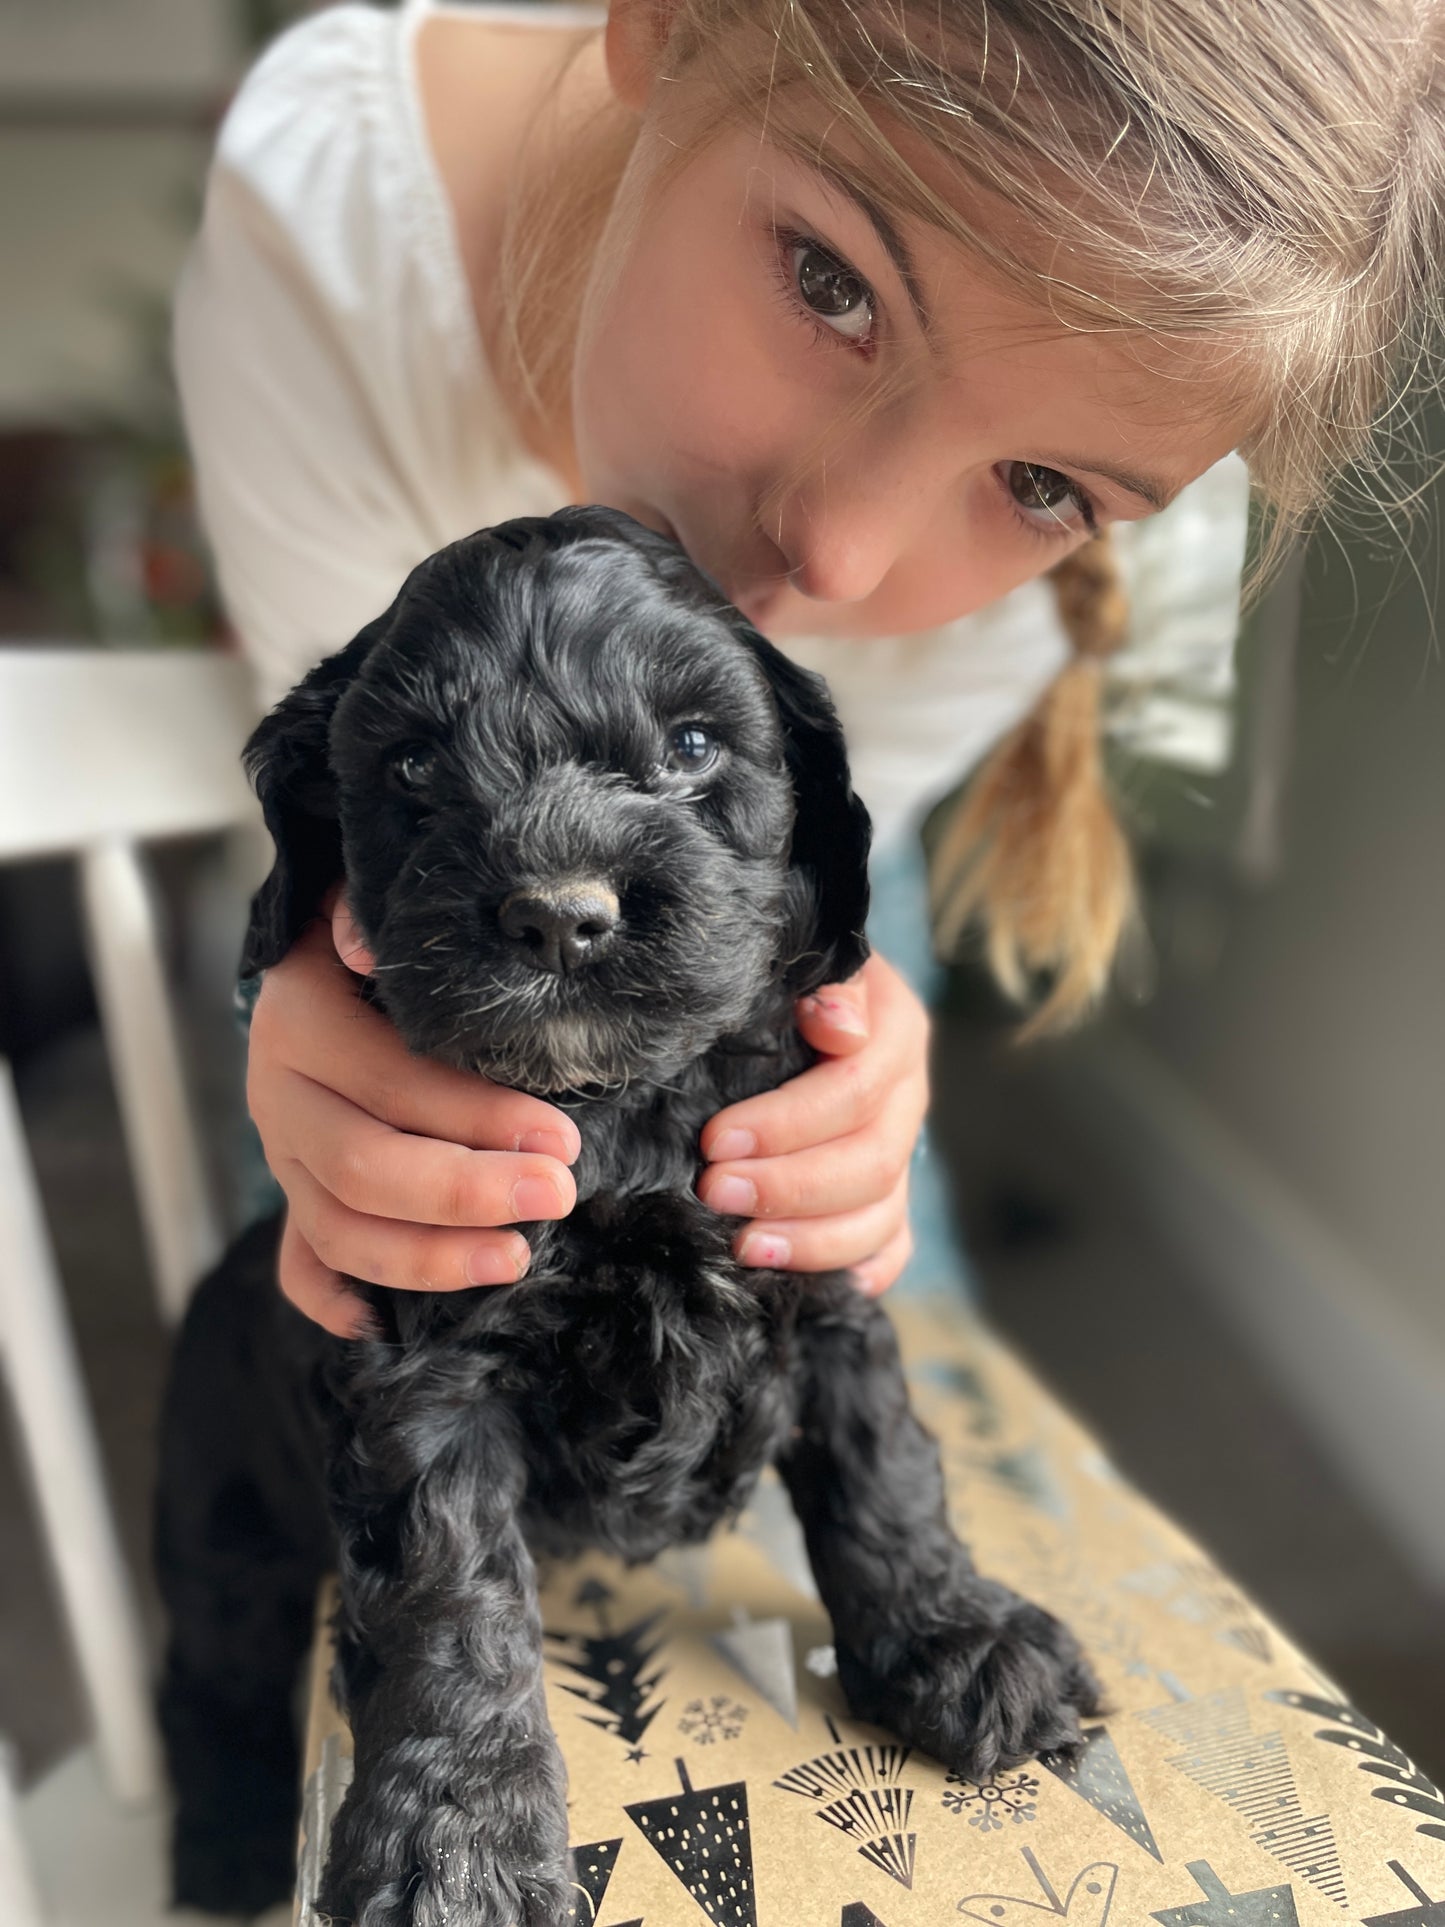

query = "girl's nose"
[770, 461, 925, 606]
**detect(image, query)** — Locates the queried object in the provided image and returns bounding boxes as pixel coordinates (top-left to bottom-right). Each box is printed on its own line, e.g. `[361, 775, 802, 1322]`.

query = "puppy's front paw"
[838, 1587, 1103, 1782]
[318, 1798, 573, 1927]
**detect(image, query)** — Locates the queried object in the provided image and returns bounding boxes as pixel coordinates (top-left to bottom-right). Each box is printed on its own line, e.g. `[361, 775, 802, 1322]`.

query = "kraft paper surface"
[295, 1299, 1445, 1926]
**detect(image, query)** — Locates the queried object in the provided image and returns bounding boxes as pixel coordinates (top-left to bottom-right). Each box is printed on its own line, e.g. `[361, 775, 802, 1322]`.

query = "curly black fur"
[155, 506, 1100, 1925]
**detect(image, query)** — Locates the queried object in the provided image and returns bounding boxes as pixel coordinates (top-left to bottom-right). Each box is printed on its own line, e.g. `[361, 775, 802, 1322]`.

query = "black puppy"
[155, 505, 1100, 1925]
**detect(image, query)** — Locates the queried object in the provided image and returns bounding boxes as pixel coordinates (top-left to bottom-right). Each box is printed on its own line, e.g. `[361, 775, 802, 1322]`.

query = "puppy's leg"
[317, 1392, 570, 1927]
[776, 1283, 1102, 1781]
[154, 1219, 331, 1914]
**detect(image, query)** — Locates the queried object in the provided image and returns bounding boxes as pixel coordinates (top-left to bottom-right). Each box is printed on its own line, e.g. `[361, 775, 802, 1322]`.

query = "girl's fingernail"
[814, 996, 868, 1035]
[334, 910, 375, 974]
[706, 1175, 758, 1215]
[851, 1268, 885, 1296]
[739, 1232, 791, 1267]
[511, 1177, 566, 1219]
[707, 1129, 756, 1162]
[466, 1240, 527, 1286]
[517, 1129, 578, 1163]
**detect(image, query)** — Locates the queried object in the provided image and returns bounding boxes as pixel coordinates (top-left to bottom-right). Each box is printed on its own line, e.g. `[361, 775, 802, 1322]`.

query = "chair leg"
[0, 1740, 45, 1927]
[80, 838, 222, 1326]
[0, 1061, 161, 1806]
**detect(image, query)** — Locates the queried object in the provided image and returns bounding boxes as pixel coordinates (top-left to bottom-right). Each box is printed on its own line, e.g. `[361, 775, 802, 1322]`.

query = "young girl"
[175, 0, 1442, 1338]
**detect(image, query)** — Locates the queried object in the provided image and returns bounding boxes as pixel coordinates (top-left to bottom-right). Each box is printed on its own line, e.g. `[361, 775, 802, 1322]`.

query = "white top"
[173, 0, 1251, 852]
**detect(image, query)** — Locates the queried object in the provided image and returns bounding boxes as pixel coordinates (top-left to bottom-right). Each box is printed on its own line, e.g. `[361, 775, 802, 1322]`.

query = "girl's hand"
[696, 952, 928, 1296]
[247, 894, 579, 1338]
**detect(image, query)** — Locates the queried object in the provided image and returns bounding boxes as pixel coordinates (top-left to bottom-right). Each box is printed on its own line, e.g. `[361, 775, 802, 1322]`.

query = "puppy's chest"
[494, 1190, 797, 1555]
[521, 1188, 776, 1402]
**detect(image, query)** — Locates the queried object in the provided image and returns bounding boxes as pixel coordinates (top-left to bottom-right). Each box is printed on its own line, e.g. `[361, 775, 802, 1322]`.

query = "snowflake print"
[942, 1768, 1040, 1830]
[677, 1695, 749, 1745]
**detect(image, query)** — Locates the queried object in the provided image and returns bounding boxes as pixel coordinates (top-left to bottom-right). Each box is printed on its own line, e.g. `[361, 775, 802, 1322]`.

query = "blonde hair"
[498, 0, 1445, 1028]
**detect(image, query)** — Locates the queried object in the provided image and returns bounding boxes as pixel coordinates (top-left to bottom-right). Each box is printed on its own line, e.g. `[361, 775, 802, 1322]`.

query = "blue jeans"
[864, 831, 977, 1306]
[234, 830, 976, 1305]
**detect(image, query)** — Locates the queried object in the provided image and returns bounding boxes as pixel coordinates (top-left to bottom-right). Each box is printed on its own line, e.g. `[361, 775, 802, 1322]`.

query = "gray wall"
[1062, 431, 1445, 1586]
[1132, 462, 1445, 1349]
[0, 0, 237, 428]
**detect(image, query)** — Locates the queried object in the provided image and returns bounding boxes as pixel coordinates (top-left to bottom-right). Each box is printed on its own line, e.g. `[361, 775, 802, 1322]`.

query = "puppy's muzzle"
[498, 882, 620, 977]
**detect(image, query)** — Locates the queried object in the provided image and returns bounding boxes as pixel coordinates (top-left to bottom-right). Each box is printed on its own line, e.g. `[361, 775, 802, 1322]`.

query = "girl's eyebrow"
[1034, 454, 1178, 511]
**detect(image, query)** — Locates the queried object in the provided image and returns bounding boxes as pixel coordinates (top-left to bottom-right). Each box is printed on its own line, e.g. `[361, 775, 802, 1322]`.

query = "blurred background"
[0, 2, 1441, 1921]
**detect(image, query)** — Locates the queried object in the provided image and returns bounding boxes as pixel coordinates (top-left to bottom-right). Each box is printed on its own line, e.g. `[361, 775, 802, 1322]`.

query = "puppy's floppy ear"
[239, 616, 386, 977]
[745, 630, 873, 993]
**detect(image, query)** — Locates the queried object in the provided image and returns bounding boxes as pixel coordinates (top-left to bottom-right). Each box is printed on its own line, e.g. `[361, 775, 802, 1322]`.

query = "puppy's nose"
[498, 885, 620, 975]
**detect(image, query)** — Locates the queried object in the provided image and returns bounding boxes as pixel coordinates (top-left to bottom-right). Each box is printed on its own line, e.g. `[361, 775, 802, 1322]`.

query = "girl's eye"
[663, 724, 720, 775]
[772, 230, 877, 352]
[387, 743, 438, 795]
[1000, 460, 1099, 542]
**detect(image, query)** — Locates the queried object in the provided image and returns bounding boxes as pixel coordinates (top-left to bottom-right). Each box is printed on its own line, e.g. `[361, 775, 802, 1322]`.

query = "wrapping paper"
[296, 1301, 1445, 1925]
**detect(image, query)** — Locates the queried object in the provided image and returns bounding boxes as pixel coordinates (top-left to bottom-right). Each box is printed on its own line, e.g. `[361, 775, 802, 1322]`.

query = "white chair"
[0, 647, 263, 1818]
[0, 1739, 44, 1927]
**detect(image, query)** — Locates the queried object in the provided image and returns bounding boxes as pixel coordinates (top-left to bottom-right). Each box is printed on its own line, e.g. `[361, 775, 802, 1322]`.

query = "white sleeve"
[171, 5, 476, 709]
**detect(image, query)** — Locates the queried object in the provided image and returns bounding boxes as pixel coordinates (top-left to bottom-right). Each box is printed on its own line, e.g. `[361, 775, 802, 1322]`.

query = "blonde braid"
[929, 535, 1135, 1037]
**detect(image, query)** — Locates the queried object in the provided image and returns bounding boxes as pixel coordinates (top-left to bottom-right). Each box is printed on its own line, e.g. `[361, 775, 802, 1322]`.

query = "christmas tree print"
[624, 1759, 756, 1927]
[841, 1906, 891, 1926]
[736, 1470, 818, 1599]
[567, 1838, 621, 1922]
[907, 1355, 1003, 1438]
[546, 1580, 668, 1751]
[1136, 1688, 1347, 1911]
[1265, 1691, 1445, 1846]
[1150, 1859, 1300, 1926]
[655, 1542, 713, 1608]
[1362, 1862, 1445, 1926]
[775, 1718, 919, 1890]
[774, 1718, 912, 1803]
[820, 1785, 917, 1889]
[1119, 1557, 1273, 1664]
[952, 1439, 1071, 1522]
[712, 1613, 799, 1728]
[1039, 1726, 1162, 1861]
[1010, 1526, 1152, 1682]
[956, 1847, 1118, 1923]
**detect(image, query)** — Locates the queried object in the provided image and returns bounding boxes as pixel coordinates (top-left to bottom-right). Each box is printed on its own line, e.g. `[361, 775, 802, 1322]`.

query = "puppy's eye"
[387, 744, 437, 795]
[663, 724, 719, 776]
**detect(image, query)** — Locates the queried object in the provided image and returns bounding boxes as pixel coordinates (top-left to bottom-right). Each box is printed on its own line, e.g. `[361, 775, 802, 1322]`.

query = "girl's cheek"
[580, 233, 793, 494]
